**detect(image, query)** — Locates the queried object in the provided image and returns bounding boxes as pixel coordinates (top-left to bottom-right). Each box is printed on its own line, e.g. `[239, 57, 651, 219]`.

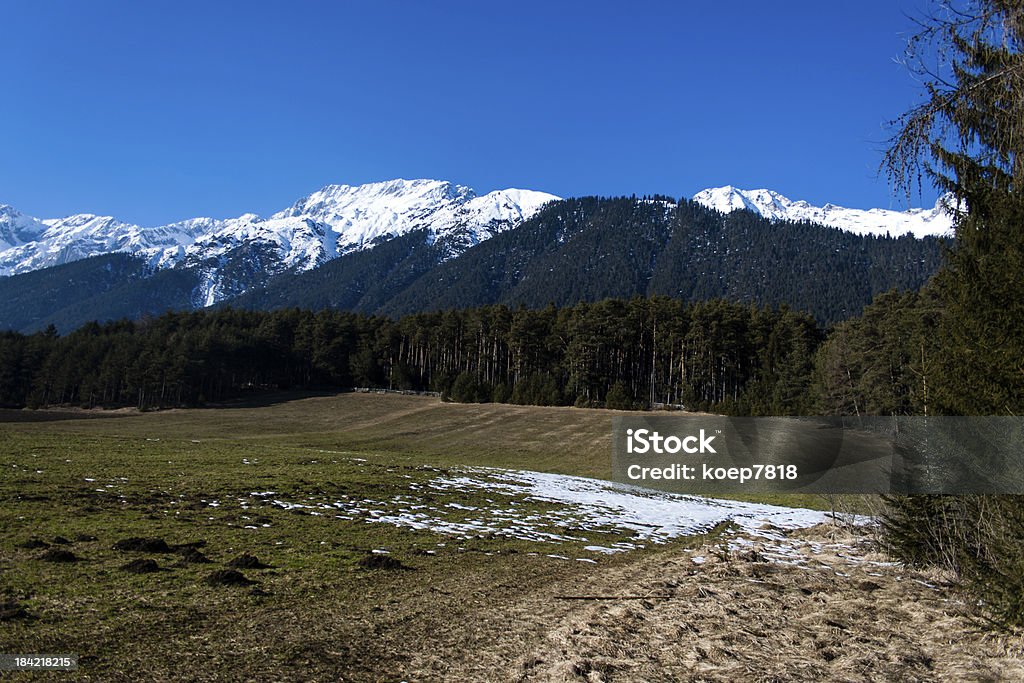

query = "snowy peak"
[0, 179, 559, 303]
[0, 205, 47, 250]
[693, 187, 794, 220]
[0, 211, 204, 275]
[692, 186, 955, 238]
[272, 178, 557, 255]
[277, 178, 472, 221]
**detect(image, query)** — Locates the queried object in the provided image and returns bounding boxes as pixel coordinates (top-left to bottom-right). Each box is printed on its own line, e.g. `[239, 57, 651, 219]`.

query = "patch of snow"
[251, 466, 832, 553]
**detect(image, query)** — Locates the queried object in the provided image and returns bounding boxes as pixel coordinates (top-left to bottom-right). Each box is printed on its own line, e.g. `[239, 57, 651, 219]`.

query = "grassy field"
[3, 393, 1019, 681]
[1, 393, 744, 681]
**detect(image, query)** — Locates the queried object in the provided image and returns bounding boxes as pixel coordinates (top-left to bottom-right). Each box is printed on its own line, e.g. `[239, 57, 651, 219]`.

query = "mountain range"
[0, 179, 557, 305]
[692, 186, 955, 238]
[0, 179, 952, 332]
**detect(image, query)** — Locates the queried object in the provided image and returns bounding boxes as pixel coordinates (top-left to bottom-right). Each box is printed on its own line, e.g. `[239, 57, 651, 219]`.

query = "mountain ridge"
[691, 186, 955, 238]
[0, 182, 953, 333]
[1, 181, 954, 286]
[0, 195, 945, 333]
[0, 179, 560, 294]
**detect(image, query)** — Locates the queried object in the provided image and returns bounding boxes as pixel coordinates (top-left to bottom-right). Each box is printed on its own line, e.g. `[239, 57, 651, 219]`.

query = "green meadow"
[4, 393, 767, 681]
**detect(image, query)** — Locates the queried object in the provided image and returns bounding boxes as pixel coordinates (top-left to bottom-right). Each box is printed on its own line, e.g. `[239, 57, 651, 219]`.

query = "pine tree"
[881, 0, 1024, 628]
[883, 0, 1024, 413]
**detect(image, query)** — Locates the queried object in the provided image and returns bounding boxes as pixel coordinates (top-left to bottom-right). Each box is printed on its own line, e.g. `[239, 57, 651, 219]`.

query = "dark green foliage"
[604, 382, 634, 410]
[448, 371, 488, 403]
[0, 254, 198, 333]
[879, 495, 963, 568]
[0, 253, 146, 332]
[875, 0, 1024, 630]
[0, 326, 55, 407]
[378, 198, 942, 325]
[812, 289, 942, 416]
[226, 230, 446, 314]
[930, 189, 1024, 415]
[0, 297, 822, 415]
[654, 202, 944, 324]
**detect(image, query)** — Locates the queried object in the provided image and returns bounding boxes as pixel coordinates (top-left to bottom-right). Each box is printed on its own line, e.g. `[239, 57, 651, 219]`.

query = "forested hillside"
[231, 197, 944, 325]
[0, 197, 944, 333]
[0, 253, 200, 333]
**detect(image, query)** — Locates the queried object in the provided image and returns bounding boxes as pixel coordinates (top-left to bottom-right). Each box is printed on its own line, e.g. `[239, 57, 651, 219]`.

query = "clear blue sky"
[2, 0, 937, 225]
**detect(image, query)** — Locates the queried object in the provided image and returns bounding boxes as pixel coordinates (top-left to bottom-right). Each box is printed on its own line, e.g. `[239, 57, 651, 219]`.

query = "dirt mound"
[177, 547, 212, 564]
[113, 537, 171, 553]
[226, 553, 271, 569]
[204, 569, 254, 586]
[121, 559, 161, 574]
[75, 534, 98, 542]
[39, 549, 78, 563]
[50, 535, 72, 545]
[18, 538, 49, 549]
[0, 600, 30, 622]
[357, 553, 409, 571]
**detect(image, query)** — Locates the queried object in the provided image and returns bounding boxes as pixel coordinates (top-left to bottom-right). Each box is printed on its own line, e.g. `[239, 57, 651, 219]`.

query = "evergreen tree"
[880, 0, 1024, 629]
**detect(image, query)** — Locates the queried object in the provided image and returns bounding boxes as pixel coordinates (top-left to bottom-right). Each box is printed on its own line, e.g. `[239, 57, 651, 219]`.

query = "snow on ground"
[429, 469, 831, 538]
[246, 466, 844, 556]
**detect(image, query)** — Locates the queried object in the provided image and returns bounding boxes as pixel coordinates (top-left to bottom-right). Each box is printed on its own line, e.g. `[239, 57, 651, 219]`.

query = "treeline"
[0, 298, 822, 415]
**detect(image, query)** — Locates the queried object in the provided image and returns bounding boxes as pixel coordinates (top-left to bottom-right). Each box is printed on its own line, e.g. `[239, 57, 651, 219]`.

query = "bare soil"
[397, 524, 1024, 682]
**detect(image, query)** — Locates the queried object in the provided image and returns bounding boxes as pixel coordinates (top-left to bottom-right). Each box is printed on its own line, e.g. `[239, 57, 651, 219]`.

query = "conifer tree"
[882, 0, 1024, 628]
[885, 0, 1024, 414]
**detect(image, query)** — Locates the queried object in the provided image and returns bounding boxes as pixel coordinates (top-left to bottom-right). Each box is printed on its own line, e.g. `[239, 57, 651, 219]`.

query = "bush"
[491, 382, 512, 404]
[882, 494, 1024, 629]
[448, 372, 489, 403]
[512, 373, 562, 406]
[604, 382, 634, 410]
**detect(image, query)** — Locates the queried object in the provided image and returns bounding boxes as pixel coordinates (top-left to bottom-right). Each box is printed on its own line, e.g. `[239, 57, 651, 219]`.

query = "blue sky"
[3, 0, 936, 225]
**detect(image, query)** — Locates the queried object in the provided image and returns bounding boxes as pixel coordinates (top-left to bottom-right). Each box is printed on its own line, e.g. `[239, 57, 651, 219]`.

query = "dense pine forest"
[0, 298, 823, 415]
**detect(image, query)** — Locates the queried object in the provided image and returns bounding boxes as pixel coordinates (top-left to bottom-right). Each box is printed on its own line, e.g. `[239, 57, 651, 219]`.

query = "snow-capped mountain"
[0, 179, 559, 304]
[273, 179, 554, 255]
[0, 205, 48, 251]
[1, 180, 953, 311]
[692, 186, 955, 238]
[1, 213, 205, 275]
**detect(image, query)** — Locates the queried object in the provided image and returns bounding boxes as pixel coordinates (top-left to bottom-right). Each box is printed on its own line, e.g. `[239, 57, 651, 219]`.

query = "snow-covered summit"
[272, 178, 558, 254]
[0, 211, 201, 275]
[0, 205, 48, 251]
[0, 180, 560, 300]
[692, 186, 955, 239]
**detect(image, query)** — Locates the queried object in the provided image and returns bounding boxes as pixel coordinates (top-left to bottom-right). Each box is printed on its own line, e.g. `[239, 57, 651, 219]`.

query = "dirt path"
[402, 524, 1024, 682]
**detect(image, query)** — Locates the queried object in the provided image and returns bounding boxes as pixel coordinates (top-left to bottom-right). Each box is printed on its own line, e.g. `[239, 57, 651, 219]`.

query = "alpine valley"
[0, 179, 952, 332]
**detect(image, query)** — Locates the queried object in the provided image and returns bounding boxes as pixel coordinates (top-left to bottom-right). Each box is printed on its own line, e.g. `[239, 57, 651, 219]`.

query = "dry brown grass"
[385, 524, 1024, 682]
